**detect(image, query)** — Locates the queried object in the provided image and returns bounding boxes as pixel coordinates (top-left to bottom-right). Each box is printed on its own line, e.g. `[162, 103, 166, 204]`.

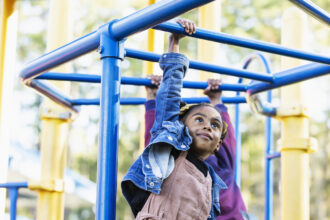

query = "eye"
[195, 117, 203, 123]
[211, 123, 218, 128]
[211, 122, 221, 129]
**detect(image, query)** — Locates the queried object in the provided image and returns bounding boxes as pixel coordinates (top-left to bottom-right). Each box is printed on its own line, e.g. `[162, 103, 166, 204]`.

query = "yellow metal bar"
[0, 0, 15, 123]
[36, 117, 69, 220]
[145, 0, 156, 75]
[36, 0, 72, 219]
[139, 0, 164, 152]
[198, 1, 221, 85]
[279, 7, 316, 220]
[0, 0, 17, 218]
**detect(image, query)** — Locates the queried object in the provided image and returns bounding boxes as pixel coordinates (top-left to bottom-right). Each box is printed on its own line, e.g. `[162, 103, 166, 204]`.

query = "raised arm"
[149, 19, 195, 136]
[144, 18, 196, 146]
[144, 75, 161, 146]
[168, 18, 195, 53]
[204, 79, 236, 170]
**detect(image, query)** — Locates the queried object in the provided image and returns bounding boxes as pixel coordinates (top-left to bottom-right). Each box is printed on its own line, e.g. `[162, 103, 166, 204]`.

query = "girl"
[122, 19, 227, 220]
[144, 77, 249, 220]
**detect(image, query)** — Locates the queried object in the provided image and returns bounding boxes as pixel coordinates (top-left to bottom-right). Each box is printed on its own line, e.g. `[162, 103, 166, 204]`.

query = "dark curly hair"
[179, 102, 228, 142]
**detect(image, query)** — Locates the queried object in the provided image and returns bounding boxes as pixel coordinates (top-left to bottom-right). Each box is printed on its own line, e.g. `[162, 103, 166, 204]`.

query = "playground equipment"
[1, 0, 329, 219]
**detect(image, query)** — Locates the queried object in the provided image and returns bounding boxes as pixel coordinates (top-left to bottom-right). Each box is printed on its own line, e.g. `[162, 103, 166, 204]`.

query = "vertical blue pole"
[242, 53, 274, 219]
[96, 25, 125, 220]
[9, 188, 18, 220]
[257, 53, 273, 220]
[265, 90, 273, 220]
[234, 78, 242, 187]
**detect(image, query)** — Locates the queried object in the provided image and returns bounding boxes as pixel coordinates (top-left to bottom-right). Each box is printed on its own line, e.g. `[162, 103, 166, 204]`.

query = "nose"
[203, 122, 212, 131]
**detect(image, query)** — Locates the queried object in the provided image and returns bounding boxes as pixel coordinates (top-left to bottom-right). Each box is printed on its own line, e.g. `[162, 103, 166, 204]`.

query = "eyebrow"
[192, 113, 223, 124]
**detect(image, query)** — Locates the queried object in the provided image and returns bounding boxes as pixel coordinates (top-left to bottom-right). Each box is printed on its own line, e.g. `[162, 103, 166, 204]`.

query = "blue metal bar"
[267, 152, 281, 160]
[265, 105, 273, 220]
[248, 62, 330, 95]
[37, 72, 101, 83]
[9, 188, 18, 220]
[289, 0, 330, 25]
[20, 31, 100, 83]
[126, 48, 274, 82]
[265, 79, 273, 220]
[27, 80, 79, 113]
[154, 21, 330, 64]
[96, 32, 124, 219]
[26, 73, 246, 113]
[240, 52, 274, 220]
[110, 0, 214, 40]
[0, 182, 28, 188]
[72, 96, 247, 106]
[37, 73, 248, 92]
[0, 182, 28, 220]
[20, 0, 214, 83]
[182, 80, 247, 92]
[234, 78, 243, 188]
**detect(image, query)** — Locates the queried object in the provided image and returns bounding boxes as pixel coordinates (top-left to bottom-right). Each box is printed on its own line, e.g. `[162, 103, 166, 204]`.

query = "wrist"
[209, 98, 222, 106]
[146, 93, 156, 100]
[168, 35, 179, 53]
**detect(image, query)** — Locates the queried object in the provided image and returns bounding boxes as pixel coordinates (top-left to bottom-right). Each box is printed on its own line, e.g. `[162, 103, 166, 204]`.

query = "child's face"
[184, 106, 223, 160]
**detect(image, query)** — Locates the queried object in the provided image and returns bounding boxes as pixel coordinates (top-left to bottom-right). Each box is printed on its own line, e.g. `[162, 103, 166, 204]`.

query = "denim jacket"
[122, 53, 227, 219]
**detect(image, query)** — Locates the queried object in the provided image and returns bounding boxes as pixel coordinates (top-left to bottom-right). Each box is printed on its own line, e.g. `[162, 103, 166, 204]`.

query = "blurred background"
[1, 0, 329, 219]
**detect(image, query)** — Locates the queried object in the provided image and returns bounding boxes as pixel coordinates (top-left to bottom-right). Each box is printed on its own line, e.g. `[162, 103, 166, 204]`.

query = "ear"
[214, 140, 222, 153]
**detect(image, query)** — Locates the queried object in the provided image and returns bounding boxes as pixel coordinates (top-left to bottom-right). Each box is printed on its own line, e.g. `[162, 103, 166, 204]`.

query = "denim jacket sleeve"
[147, 53, 192, 151]
[122, 53, 193, 197]
[141, 53, 192, 191]
[150, 53, 188, 133]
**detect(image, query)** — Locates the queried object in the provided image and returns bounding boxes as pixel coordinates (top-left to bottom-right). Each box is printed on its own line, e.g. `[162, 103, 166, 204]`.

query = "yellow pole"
[145, 0, 157, 75]
[139, 0, 164, 152]
[0, 0, 17, 218]
[278, 7, 316, 220]
[30, 0, 72, 219]
[198, 1, 221, 85]
[0, 0, 15, 123]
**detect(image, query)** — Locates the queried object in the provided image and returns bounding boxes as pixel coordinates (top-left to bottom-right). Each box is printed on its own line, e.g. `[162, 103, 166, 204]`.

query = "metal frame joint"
[276, 104, 310, 117]
[98, 21, 126, 60]
[40, 105, 74, 121]
[278, 137, 318, 153]
[28, 179, 65, 193]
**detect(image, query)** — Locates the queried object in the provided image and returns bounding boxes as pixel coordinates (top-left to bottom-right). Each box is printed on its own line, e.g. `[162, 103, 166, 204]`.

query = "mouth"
[197, 133, 212, 141]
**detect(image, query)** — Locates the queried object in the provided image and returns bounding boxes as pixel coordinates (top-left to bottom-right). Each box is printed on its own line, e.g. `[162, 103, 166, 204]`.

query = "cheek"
[185, 121, 197, 132]
[214, 131, 222, 143]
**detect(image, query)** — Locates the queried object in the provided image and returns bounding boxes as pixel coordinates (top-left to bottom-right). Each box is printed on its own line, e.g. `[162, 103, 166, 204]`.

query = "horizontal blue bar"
[20, 0, 214, 83]
[267, 152, 281, 160]
[289, 0, 330, 25]
[182, 97, 246, 104]
[28, 80, 79, 113]
[37, 72, 101, 83]
[20, 31, 100, 82]
[0, 182, 28, 188]
[126, 49, 274, 82]
[154, 22, 330, 65]
[247, 62, 330, 94]
[110, 0, 214, 40]
[72, 96, 246, 106]
[36, 73, 248, 92]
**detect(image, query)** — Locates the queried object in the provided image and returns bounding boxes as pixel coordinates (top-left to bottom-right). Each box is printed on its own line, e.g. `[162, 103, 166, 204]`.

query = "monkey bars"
[6, 0, 329, 219]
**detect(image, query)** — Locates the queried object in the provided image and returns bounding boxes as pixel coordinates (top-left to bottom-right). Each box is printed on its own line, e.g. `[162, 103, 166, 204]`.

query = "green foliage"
[309, 106, 330, 219]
